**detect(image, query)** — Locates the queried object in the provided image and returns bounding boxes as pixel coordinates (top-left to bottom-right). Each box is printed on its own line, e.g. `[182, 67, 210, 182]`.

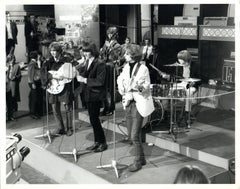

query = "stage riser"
[146, 134, 230, 170]
[78, 111, 231, 170]
[17, 138, 110, 184]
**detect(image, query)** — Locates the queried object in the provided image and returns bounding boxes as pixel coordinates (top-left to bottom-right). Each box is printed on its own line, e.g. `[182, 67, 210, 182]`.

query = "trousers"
[125, 101, 145, 163]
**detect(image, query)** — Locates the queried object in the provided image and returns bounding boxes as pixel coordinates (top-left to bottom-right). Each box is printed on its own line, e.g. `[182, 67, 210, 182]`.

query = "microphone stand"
[149, 64, 177, 142]
[96, 62, 125, 178]
[58, 64, 89, 162]
[35, 89, 60, 143]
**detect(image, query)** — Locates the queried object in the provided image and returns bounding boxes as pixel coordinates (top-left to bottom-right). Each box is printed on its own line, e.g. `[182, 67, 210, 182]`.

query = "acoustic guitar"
[47, 63, 76, 94]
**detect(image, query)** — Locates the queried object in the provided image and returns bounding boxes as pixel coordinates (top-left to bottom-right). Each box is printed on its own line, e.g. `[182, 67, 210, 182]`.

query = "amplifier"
[203, 17, 228, 26]
[222, 59, 235, 83]
[174, 16, 198, 26]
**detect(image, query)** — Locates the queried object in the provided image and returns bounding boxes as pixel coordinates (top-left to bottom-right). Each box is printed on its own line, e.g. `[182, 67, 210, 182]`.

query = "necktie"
[144, 46, 148, 60]
[85, 59, 89, 72]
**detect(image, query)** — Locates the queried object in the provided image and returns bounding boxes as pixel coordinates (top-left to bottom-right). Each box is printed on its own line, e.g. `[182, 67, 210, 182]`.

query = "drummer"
[176, 50, 198, 127]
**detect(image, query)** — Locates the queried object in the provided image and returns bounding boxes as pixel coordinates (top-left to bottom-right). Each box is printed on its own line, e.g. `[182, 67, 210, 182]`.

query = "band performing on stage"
[19, 26, 201, 173]
[5, 4, 236, 184]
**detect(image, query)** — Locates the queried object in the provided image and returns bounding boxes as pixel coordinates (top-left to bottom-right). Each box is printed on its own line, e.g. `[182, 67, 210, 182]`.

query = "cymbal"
[179, 78, 201, 82]
[164, 62, 183, 67]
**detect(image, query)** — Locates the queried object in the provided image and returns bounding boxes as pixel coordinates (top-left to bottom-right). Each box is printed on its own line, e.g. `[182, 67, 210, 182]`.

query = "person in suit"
[76, 42, 108, 153]
[28, 51, 43, 119]
[142, 38, 153, 66]
[117, 44, 155, 172]
[121, 37, 132, 55]
[6, 11, 18, 56]
[6, 55, 21, 114]
[25, 15, 39, 60]
[41, 42, 75, 136]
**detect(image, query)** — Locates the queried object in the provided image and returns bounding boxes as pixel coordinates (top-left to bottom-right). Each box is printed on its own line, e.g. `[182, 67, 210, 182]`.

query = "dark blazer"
[24, 21, 38, 48]
[7, 63, 21, 101]
[81, 58, 106, 102]
[6, 21, 18, 44]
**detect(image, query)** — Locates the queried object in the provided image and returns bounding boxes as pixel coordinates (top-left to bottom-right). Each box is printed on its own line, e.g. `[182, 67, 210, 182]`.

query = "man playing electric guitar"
[41, 42, 76, 136]
[117, 44, 154, 172]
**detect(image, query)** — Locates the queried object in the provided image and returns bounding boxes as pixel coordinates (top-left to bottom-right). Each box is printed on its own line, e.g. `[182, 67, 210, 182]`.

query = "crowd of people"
[6, 11, 200, 175]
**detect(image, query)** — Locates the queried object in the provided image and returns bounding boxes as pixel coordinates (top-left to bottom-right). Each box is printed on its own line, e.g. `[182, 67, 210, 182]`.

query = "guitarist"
[41, 42, 74, 136]
[99, 26, 123, 116]
[117, 44, 154, 172]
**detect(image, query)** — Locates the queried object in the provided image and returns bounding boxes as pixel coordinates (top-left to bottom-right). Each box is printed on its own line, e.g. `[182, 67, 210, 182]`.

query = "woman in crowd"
[174, 165, 210, 184]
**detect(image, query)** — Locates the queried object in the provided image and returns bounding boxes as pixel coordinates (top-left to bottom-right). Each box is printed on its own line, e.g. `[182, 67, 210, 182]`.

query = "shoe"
[94, 143, 108, 153]
[99, 110, 107, 116]
[30, 115, 39, 119]
[128, 163, 142, 172]
[56, 128, 66, 135]
[86, 143, 100, 151]
[7, 117, 15, 121]
[66, 129, 73, 136]
[140, 159, 147, 166]
[100, 110, 113, 116]
[105, 111, 113, 116]
[122, 137, 133, 145]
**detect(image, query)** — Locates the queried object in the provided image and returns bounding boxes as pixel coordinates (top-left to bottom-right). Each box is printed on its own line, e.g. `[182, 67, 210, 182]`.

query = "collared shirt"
[87, 56, 95, 70]
[142, 45, 153, 59]
[6, 22, 13, 39]
[183, 64, 190, 78]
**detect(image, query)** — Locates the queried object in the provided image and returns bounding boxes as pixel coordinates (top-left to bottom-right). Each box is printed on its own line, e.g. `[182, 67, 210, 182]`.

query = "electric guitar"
[47, 63, 76, 94]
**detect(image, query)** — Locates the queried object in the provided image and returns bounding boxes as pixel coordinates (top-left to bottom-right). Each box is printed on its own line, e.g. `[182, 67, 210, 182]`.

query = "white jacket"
[117, 62, 154, 117]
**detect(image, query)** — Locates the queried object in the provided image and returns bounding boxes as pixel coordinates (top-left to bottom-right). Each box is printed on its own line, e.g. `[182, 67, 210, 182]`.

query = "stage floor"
[6, 103, 235, 184]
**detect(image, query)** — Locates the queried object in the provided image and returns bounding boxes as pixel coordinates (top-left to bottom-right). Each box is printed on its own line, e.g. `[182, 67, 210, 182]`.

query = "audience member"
[6, 55, 22, 114]
[6, 11, 18, 56]
[174, 165, 210, 184]
[25, 15, 39, 60]
[28, 51, 43, 119]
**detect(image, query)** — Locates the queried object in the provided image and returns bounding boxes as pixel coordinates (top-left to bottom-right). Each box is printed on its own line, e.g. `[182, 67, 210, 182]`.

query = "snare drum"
[150, 84, 169, 97]
[168, 85, 186, 98]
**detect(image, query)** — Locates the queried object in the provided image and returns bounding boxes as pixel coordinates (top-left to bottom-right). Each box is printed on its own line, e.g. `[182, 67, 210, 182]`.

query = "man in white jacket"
[117, 44, 154, 172]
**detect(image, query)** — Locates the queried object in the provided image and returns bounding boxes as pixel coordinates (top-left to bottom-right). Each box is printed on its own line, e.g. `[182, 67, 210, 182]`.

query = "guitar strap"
[132, 62, 141, 78]
[129, 62, 141, 87]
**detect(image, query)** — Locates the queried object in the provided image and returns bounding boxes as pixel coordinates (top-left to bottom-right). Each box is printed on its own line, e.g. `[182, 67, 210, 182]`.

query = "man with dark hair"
[99, 26, 122, 116]
[28, 51, 42, 119]
[25, 15, 39, 60]
[6, 11, 18, 56]
[76, 42, 108, 153]
[41, 42, 75, 136]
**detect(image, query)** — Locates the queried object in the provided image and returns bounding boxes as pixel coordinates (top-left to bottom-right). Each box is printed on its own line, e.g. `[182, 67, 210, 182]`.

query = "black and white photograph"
[2, 0, 239, 187]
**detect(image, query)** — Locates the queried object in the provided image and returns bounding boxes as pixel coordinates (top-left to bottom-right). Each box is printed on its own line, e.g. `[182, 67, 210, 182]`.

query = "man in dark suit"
[6, 11, 18, 56]
[41, 42, 75, 136]
[77, 42, 108, 153]
[25, 15, 39, 60]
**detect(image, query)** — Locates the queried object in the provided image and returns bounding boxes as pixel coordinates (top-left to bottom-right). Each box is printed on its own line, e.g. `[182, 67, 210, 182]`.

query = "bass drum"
[142, 98, 165, 129]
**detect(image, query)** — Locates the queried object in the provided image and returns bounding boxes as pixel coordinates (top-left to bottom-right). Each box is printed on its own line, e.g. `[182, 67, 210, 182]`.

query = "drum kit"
[146, 62, 201, 141]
